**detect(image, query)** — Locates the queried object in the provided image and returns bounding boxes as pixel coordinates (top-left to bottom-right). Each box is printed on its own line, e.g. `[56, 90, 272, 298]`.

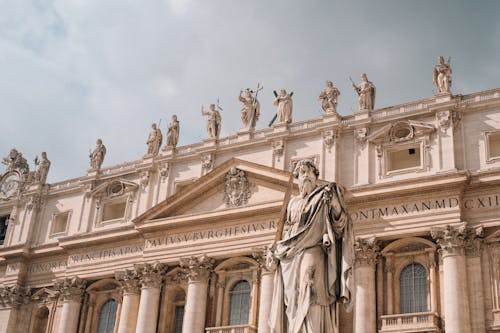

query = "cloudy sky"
[1, 0, 499, 182]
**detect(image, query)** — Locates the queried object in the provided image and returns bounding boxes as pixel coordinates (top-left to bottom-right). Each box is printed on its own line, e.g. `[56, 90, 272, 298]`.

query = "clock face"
[0, 173, 20, 198]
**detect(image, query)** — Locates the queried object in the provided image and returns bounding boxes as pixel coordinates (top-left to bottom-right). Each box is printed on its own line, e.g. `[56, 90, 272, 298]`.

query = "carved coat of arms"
[223, 167, 251, 207]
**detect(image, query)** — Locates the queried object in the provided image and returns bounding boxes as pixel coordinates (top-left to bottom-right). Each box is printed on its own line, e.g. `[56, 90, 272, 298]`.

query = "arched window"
[400, 263, 427, 313]
[229, 280, 251, 325]
[97, 299, 117, 333]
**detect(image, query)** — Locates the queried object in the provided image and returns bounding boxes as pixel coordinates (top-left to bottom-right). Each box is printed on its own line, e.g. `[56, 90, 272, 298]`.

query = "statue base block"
[322, 112, 341, 124]
[435, 93, 453, 103]
[273, 123, 289, 133]
[203, 139, 217, 148]
[237, 130, 253, 142]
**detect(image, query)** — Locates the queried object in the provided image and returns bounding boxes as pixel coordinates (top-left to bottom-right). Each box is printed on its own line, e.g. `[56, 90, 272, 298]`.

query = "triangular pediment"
[133, 159, 296, 228]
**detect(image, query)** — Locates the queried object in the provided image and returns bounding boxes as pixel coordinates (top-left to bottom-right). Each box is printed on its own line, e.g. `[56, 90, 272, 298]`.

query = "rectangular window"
[51, 211, 70, 235]
[487, 131, 500, 160]
[174, 306, 184, 333]
[387, 146, 421, 172]
[102, 201, 126, 222]
[0, 215, 9, 245]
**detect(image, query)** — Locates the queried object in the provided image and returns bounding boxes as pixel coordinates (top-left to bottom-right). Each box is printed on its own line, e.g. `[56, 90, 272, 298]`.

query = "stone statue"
[269, 159, 354, 333]
[89, 139, 106, 170]
[34, 152, 51, 184]
[166, 115, 180, 148]
[2, 149, 29, 174]
[319, 80, 341, 114]
[351, 73, 376, 111]
[146, 123, 163, 156]
[239, 84, 262, 131]
[201, 104, 222, 139]
[274, 89, 293, 124]
[433, 55, 452, 94]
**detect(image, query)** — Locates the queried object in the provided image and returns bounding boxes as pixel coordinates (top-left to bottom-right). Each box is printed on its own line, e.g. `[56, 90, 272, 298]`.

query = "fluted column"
[180, 255, 214, 333]
[54, 277, 86, 333]
[253, 246, 276, 333]
[353, 237, 379, 333]
[432, 224, 471, 333]
[115, 268, 141, 333]
[135, 262, 165, 333]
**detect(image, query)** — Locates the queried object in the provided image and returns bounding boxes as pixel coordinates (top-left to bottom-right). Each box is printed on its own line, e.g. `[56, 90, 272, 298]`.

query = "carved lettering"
[68, 245, 143, 266]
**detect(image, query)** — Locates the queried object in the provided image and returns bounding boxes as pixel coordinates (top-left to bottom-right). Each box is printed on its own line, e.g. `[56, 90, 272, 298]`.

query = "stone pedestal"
[353, 238, 378, 333]
[54, 277, 86, 333]
[135, 263, 164, 333]
[116, 269, 141, 333]
[180, 255, 214, 333]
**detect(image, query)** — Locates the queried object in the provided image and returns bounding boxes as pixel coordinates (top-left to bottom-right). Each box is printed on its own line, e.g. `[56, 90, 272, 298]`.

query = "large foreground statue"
[269, 159, 354, 333]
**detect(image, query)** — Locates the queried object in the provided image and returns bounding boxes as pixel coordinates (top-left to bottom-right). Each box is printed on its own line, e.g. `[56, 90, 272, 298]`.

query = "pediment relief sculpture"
[223, 167, 251, 207]
[89, 179, 139, 199]
[367, 120, 436, 144]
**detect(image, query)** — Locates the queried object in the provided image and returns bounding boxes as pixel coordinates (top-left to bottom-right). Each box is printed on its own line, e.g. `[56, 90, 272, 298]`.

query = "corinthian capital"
[115, 268, 141, 294]
[134, 262, 165, 289]
[431, 223, 469, 257]
[354, 237, 379, 267]
[0, 285, 31, 308]
[179, 255, 215, 283]
[54, 277, 86, 303]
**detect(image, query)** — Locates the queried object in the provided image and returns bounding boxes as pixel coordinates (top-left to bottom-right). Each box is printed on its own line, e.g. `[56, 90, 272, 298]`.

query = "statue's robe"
[269, 183, 354, 333]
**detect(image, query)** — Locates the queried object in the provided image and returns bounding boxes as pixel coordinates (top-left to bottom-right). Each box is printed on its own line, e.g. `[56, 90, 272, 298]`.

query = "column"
[465, 227, 486, 333]
[353, 238, 379, 333]
[54, 277, 86, 333]
[385, 253, 394, 315]
[180, 255, 214, 333]
[115, 268, 141, 333]
[135, 262, 165, 333]
[253, 247, 276, 333]
[426, 250, 438, 313]
[432, 224, 471, 333]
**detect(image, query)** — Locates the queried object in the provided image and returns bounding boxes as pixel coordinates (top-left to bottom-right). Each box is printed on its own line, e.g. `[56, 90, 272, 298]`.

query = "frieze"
[351, 194, 500, 222]
[68, 244, 143, 267]
[28, 260, 67, 274]
[146, 220, 276, 249]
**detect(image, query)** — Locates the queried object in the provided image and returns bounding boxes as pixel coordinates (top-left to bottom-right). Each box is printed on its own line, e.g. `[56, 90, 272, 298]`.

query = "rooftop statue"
[269, 159, 354, 333]
[319, 80, 341, 114]
[239, 84, 262, 131]
[2, 149, 29, 175]
[146, 123, 163, 157]
[201, 104, 222, 139]
[351, 73, 376, 111]
[273, 89, 293, 124]
[34, 152, 51, 184]
[433, 56, 452, 94]
[89, 139, 106, 170]
[166, 115, 180, 149]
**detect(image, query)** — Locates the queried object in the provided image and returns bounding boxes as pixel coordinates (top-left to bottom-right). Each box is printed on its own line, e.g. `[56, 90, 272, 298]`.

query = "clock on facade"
[0, 172, 20, 198]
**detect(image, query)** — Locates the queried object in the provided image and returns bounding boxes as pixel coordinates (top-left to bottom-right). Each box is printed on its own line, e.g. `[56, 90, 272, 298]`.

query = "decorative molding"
[354, 237, 379, 267]
[431, 223, 467, 257]
[54, 277, 86, 303]
[252, 246, 277, 273]
[179, 255, 215, 283]
[0, 285, 31, 307]
[323, 130, 337, 152]
[223, 167, 251, 207]
[201, 153, 215, 175]
[272, 140, 284, 159]
[115, 268, 141, 295]
[134, 262, 165, 289]
[355, 127, 368, 148]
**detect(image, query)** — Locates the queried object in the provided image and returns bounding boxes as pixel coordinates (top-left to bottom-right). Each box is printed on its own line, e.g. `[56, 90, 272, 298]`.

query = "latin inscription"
[146, 220, 277, 249]
[28, 260, 67, 274]
[68, 244, 143, 266]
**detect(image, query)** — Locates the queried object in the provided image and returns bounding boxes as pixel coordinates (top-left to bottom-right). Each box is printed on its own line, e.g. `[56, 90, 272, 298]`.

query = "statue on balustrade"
[319, 80, 340, 114]
[166, 115, 180, 148]
[274, 89, 293, 124]
[34, 152, 51, 184]
[351, 73, 376, 111]
[269, 159, 354, 333]
[239, 84, 262, 131]
[433, 55, 452, 94]
[201, 104, 222, 139]
[89, 139, 106, 170]
[146, 123, 163, 157]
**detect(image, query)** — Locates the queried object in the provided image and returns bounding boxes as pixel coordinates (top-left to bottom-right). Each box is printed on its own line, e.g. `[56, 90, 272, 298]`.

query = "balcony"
[205, 325, 257, 333]
[380, 312, 441, 332]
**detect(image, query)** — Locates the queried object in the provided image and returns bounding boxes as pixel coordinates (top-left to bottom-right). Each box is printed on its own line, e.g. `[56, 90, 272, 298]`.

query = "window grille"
[97, 300, 117, 333]
[174, 305, 184, 333]
[400, 263, 427, 313]
[229, 280, 251, 325]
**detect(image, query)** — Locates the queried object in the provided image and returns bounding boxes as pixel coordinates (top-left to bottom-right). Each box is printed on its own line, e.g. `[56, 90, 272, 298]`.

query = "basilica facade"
[0, 69, 500, 333]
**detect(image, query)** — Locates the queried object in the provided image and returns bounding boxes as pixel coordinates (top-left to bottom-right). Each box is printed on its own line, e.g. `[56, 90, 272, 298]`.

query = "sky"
[1, 0, 499, 183]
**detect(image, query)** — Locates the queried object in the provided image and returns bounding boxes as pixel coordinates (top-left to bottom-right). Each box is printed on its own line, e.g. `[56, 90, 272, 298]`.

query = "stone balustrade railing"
[380, 312, 440, 332]
[205, 324, 257, 333]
